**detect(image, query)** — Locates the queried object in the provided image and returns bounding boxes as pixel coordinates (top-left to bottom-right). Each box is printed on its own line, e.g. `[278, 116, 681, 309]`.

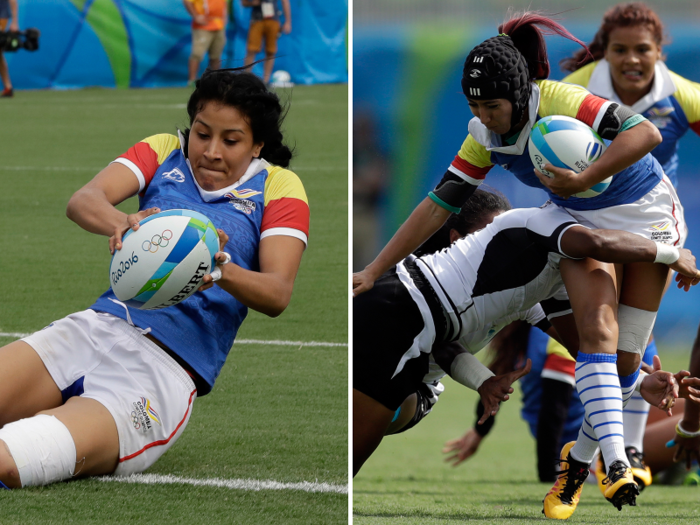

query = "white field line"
[0, 166, 102, 171]
[235, 339, 347, 347]
[0, 332, 346, 348]
[0, 165, 345, 172]
[98, 473, 347, 494]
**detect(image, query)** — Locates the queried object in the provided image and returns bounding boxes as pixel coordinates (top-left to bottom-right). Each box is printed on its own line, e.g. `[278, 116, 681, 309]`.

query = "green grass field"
[354, 350, 700, 524]
[0, 84, 348, 523]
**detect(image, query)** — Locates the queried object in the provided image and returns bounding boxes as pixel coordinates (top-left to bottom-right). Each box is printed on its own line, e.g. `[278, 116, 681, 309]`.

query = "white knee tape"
[617, 305, 657, 356]
[0, 415, 77, 487]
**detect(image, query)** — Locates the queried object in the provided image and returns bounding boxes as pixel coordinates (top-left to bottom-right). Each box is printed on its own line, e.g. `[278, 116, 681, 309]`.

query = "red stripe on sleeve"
[575, 94, 607, 128]
[261, 197, 310, 237]
[119, 142, 160, 187]
[543, 354, 576, 378]
[690, 121, 700, 137]
[451, 155, 491, 181]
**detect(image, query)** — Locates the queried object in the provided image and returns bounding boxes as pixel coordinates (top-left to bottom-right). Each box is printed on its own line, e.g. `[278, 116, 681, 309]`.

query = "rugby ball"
[109, 209, 220, 310]
[270, 70, 293, 88]
[529, 115, 611, 198]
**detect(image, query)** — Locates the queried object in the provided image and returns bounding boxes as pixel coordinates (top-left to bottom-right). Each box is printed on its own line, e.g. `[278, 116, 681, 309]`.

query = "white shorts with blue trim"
[22, 309, 197, 476]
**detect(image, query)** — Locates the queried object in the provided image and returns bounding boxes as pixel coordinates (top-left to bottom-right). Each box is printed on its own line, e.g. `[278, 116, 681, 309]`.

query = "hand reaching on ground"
[443, 429, 483, 467]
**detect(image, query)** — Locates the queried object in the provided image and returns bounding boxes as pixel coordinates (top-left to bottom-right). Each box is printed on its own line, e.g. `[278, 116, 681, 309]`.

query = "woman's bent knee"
[0, 439, 22, 489]
[577, 309, 618, 351]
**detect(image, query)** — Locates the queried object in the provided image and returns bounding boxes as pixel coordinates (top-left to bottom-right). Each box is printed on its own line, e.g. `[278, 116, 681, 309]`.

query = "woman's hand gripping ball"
[200, 229, 231, 291]
[110, 207, 161, 254]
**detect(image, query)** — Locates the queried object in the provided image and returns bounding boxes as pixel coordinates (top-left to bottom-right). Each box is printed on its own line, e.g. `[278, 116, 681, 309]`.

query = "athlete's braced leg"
[0, 341, 63, 427]
[0, 396, 119, 488]
[560, 258, 627, 468]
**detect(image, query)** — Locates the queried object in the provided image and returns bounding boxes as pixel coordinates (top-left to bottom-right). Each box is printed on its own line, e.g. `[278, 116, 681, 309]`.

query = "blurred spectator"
[0, 0, 18, 97]
[183, 0, 227, 84]
[242, 0, 291, 84]
[353, 113, 389, 270]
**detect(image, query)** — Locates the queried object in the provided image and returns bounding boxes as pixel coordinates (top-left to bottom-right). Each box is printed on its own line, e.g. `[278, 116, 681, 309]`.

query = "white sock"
[570, 417, 599, 464]
[619, 366, 640, 408]
[623, 392, 650, 452]
[572, 353, 629, 468]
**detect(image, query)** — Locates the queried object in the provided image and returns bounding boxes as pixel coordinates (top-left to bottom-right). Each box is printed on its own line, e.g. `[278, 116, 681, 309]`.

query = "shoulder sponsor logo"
[225, 190, 259, 215]
[163, 168, 186, 182]
[131, 397, 162, 433]
[229, 188, 262, 199]
[647, 107, 674, 129]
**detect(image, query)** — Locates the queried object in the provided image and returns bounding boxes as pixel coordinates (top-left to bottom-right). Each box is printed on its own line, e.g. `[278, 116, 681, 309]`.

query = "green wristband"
[428, 192, 461, 214]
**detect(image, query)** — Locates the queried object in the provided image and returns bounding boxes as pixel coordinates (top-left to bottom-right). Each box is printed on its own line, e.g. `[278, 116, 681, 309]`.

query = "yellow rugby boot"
[602, 460, 640, 510]
[594, 455, 607, 496]
[625, 447, 652, 490]
[542, 442, 591, 520]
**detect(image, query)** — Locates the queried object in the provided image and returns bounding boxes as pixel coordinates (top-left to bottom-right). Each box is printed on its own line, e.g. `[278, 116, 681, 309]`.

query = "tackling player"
[353, 197, 699, 477]
[385, 190, 554, 439]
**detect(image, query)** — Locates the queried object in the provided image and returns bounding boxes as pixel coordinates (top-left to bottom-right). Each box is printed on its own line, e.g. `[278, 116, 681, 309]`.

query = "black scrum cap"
[461, 35, 531, 127]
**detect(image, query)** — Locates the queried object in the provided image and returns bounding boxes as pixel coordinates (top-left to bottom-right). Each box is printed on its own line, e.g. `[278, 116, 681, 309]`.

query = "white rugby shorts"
[561, 175, 687, 248]
[22, 309, 197, 476]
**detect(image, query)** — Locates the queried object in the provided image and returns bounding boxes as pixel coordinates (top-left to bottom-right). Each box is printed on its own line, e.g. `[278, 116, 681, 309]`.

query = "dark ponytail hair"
[498, 11, 591, 80]
[184, 67, 294, 167]
[414, 188, 512, 256]
[560, 2, 667, 72]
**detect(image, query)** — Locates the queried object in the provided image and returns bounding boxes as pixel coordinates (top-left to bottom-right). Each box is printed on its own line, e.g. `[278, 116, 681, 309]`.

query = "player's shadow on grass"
[353, 510, 543, 521]
[354, 478, 542, 494]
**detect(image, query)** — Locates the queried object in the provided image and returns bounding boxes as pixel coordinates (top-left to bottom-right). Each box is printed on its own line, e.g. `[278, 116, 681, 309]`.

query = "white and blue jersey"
[446, 80, 663, 211]
[563, 60, 700, 187]
[91, 133, 310, 395]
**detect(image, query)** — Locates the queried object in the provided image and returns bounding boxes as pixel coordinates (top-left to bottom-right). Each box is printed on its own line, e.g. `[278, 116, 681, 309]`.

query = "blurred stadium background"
[353, 0, 700, 346]
[1, 1, 347, 523]
[8, 0, 347, 88]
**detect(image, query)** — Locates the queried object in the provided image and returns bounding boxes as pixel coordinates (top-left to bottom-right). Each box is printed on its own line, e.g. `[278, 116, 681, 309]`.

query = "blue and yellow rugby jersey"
[519, 329, 584, 442]
[91, 133, 310, 395]
[447, 80, 663, 211]
[563, 60, 700, 187]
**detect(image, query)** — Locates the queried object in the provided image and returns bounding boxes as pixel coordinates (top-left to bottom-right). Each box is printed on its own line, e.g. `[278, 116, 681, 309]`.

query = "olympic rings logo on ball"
[142, 230, 173, 253]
